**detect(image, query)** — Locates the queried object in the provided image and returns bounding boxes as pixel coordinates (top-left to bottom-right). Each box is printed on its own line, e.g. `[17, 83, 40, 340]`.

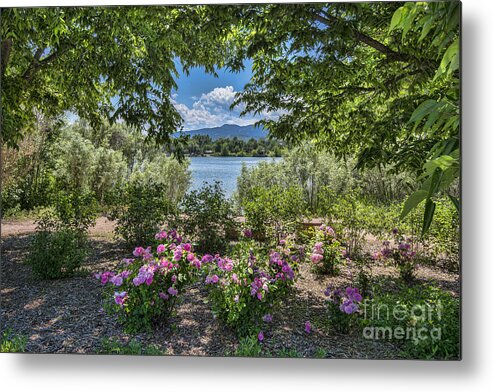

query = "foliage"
[111, 179, 178, 248]
[319, 190, 370, 258]
[391, 2, 460, 234]
[373, 231, 418, 283]
[233, 335, 264, 357]
[96, 230, 205, 333]
[1, 6, 231, 150]
[98, 337, 165, 356]
[324, 286, 363, 334]
[0, 329, 28, 353]
[242, 185, 305, 243]
[361, 285, 460, 360]
[179, 182, 235, 254]
[28, 227, 89, 280]
[26, 192, 96, 280]
[309, 224, 346, 275]
[205, 239, 296, 337]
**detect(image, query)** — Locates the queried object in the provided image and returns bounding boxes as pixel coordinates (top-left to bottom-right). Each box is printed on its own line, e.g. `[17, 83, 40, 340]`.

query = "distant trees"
[180, 135, 285, 157]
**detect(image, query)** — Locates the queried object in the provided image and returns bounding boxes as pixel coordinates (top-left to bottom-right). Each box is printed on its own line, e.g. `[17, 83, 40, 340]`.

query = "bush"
[360, 285, 460, 360]
[234, 335, 264, 357]
[179, 182, 235, 253]
[96, 230, 205, 332]
[111, 179, 177, 247]
[27, 192, 95, 279]
[28, 228, 89, 279]
[373, 231, 418, 283]
[205, 239, 296, 337]
[323, 286, 363, 333]
[242, 185, 306, 243]
[309, 224, 346, 275]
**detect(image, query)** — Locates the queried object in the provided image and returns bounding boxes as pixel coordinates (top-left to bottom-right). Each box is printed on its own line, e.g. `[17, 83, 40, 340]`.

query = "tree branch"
[312, 13, 411, 62]
[22, 45, 72, 82]
[1, 38, 13, 78]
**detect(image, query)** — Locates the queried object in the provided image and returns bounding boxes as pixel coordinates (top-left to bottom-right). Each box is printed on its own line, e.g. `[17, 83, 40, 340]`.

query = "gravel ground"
[0, 219, 459, 357]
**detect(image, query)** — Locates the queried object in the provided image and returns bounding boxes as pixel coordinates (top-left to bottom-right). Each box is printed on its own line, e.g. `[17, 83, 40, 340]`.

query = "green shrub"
[28, 227, 89, 279]
[179, 181, 235, 253]
[111, 179, 177, 247]
[360, 285, 460, 360]
[243, 185, 306, 243]
[27, 193, 95, 280]
[0, 329, 28, 353]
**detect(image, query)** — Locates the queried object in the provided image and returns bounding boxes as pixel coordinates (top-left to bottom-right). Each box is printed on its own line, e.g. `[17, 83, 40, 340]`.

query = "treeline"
[182, 135, 285, 157]
[1, 117, 190, 216]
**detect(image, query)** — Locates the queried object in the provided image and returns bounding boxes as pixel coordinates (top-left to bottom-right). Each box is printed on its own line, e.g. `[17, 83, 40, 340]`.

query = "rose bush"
[373, 230, 417, 282]
[324, 285, 363, 333]
[205, 238, 296, 337]
[309, 224, 346, 275]
[96, 229, 210, 332]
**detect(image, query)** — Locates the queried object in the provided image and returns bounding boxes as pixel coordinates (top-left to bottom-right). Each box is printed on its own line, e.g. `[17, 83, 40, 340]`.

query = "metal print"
[0, 2, 460, 359]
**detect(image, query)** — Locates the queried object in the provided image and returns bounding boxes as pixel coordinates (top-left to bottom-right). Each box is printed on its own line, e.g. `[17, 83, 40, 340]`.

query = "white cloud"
[173, 85, 282, 131]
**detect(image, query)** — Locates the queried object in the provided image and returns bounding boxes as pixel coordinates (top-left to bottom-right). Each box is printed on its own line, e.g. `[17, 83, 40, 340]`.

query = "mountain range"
[173, 123, 269, 141]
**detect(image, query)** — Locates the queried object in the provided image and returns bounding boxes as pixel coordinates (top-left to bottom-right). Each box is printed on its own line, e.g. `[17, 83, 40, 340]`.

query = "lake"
[189, 156, 280, 198]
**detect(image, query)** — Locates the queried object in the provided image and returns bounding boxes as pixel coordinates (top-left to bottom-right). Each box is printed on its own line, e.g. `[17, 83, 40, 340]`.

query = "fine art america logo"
[361, 299, 443, 345]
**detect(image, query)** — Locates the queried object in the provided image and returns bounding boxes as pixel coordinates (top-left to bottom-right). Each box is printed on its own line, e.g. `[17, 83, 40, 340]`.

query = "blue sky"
[171, 59, 281, 131]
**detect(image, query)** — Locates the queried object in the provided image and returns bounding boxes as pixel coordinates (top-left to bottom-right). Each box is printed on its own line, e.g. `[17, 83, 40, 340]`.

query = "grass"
[1, 329, 28, 353]
[98, 337, 166, 356]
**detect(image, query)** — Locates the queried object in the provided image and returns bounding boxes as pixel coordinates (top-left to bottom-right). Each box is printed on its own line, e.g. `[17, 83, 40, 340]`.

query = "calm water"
[189, 156, 280, 198]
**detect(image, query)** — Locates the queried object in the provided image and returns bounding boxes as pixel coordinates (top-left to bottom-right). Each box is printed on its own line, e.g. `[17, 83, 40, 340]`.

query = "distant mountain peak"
[174, 123, 268, 141]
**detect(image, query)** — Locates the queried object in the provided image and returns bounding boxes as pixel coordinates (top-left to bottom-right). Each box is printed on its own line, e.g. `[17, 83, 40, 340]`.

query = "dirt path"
[1, 217, 116, 237]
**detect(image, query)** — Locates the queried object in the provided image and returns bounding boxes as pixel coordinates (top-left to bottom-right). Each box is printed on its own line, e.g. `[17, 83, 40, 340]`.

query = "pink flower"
[183, 243, 192, 252]
[168, 287, 178, 296]
[258, 331, 264, 342]
[133, 247, 145, 257]
[171, 275, 177, 283]
[110, 275, 123, 287]
[122, 258, 134, 265]
[243, 229, 253, 238]
[114, 291, 128, 307]
[263, 314, 273, 323]
[159, 292, 169, 300]
[305, 321, 311, 334]
[157, 244, 166, 254]
[232, 273, 240, 284]
[155, 230, 168, 240]
[212, 275, 219, 284]
[310, 253, 324, 264]
[100, 271, 115, 285]
[201, 254, 214, 263]
[187, 253, 195, 262]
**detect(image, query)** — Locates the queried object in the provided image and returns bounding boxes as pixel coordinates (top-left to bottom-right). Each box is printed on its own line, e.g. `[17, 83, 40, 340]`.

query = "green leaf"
[389, 7, 404, 32]
[409, 99, 437, 124]
[422, 199, 436, 236]
[447, 193, 460, 212]
[401, 189, 428, 219]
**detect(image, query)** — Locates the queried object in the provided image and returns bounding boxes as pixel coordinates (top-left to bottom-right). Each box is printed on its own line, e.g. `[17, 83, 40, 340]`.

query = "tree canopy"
[1, 6, 234, 148]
